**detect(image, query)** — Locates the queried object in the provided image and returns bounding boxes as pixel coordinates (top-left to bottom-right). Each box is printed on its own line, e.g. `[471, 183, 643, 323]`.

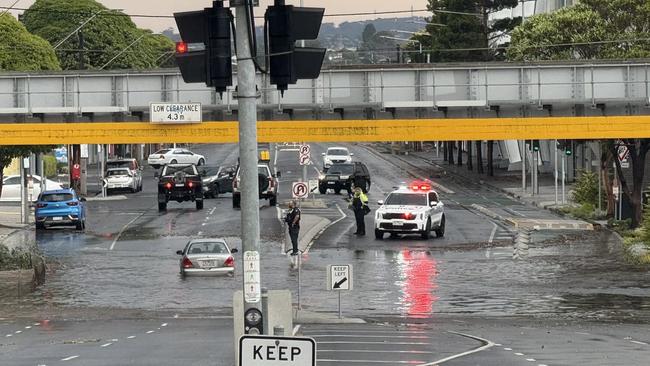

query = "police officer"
[285, 201, 301, 255]
[350, 187, 369, 236]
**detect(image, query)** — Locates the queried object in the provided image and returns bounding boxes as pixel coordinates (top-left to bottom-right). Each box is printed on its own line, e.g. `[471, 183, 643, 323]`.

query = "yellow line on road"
[2, 116, 650, 144]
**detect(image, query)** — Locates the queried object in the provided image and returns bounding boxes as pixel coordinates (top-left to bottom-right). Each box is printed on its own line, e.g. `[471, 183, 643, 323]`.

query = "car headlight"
[318, 174, 325, 180]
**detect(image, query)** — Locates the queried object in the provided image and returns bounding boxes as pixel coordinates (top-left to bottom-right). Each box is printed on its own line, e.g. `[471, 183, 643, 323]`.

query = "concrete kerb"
[293, 309, 366, 325]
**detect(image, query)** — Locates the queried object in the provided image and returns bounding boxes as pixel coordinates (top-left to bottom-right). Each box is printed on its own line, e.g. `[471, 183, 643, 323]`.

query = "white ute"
[374, 182, 445, 240]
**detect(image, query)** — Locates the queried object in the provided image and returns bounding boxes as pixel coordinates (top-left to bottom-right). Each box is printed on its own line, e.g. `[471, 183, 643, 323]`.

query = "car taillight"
[404, 212, 414, 220]
[187, 181, 194, 188]
[67, 202, 78, 206]
[36, 203, 47, 208]
[165, 182, 172, 190]
[182, 256, 193, 269]
[224, 256, 235, 267]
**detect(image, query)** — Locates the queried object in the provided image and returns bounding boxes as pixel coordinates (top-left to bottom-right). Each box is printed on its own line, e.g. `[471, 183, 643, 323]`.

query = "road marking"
[318, 341, 431, 345]
[5, 334, 12, 337]
[197, 231, 203, 236]
[503, 347, 512, 351]
[61, 355, 79, 361]
[319, 360, 421, 364]
[15, 330, 21, 334]
[25, 326, 31, 329]
[526, 359, 536, 362]
[127, 335, 136, 339]
[312, 334, 428, 339]
[209, 207, 216, 215]
[100, 343, 113, 347]
[630, 340, 648, 345]
[515, 352, 524, 356]
[161, 323, 168, 327]
[488, 222, 497, 243]
[292, 325, 301, 336]
[146, 330, 155, 334]
[110, 206, 152, 250]
[318, 350, 434, 354]
[419, 331, 495, 366]
[304, 204, 347, 253]
[34, 323, 40, 326]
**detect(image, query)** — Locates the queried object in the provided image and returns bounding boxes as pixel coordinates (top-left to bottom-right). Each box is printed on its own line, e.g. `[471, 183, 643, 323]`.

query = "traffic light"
[174, 1, 233, 95]
[244, 308, 263, 335]
[532, 140, 540, 152]
[266, 0, 326, 94]
[557, 140, 572, 156]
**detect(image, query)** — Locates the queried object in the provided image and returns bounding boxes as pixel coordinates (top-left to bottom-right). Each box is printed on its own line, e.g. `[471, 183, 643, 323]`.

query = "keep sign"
[240, 335, 316, 366]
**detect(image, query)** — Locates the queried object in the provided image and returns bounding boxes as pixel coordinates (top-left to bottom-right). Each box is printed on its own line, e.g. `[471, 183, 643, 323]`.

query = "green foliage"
[408, 0, 521, 62]
[22, 0, 174, 70]
[0, 245, 33, 271]
[558, 203, 605, 221]
[357, 24, 398, 63]
[572, 170, 599, 206]
[0, 14, 60, 71]
[507, 0, 650, 61]
[43, 155, 57, 178]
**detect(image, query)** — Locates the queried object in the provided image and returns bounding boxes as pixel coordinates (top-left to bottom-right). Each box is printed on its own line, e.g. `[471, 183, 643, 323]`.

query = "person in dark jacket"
[349, 187, 369, 235]
[285, 201, 301, 255]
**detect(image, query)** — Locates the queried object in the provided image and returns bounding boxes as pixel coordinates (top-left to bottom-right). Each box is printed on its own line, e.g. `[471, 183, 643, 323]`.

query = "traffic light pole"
[233, 1, 263, 333]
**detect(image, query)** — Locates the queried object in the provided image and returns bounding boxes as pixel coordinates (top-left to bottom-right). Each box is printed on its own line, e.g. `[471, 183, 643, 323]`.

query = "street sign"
[298, 144, 311, 166]
[292, 182, 308, 199]
[308, 179, 318, 193]
[150, 102, 202, 124]
[618, 144, 630, 168]
[327, 264, 352, 291]
[243, 251, 261, 304]
[239, 335, 316, 366]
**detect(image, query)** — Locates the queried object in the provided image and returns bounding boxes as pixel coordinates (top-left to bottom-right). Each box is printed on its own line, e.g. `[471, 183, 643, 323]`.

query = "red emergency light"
[175, 41, 188, 54]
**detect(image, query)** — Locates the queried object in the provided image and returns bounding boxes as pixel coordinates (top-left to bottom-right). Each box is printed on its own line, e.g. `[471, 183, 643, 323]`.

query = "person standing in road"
[350, 186, 369, 236]
[285, 201, 301, 255]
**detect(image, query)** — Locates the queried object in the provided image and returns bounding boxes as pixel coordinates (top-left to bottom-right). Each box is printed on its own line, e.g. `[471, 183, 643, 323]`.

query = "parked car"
[322, 146, 353, 170]
[232, 164, 278, 208]
[200, 165, 236, 198]
[156, 164, 204, 211]
[176, 239, 238, 276]
[105, 168, 139, 193]
[34, 188, 86, 231]
[318, 162, 371, 195]
[147, 148, 205, 169]
[1, 174, 63, 202]
[106, 158, 143, 190]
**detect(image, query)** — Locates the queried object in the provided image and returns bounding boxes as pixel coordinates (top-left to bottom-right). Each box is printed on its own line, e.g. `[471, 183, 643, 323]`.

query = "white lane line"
[538, 364, 548, 366]
[419, 331, 495, 366]
[127, 335, 136, 339]
[318, 350, 434, 354]
[292, 325, 301, 336]
[15, 330, 22, 334]
[515, 352, 525, 356]
[304, 204, 347, 254]
[5, 334, 12, 337]
[161, 323, 168, 327]
[25, 326, 32, 329]
[575, 331, 590, 335]
[630, 340, 648, 345]
[61, 355, 79, 361]
[197, 231, 203, 236]
[146, 330, 155, 334]
[312, 334, 428, 339]
[318, 360, 420, 364]
[526, 359, 536, 362]
[488, 222, 497, 243]
[304, 330, 428, 335]
[110, 207, 151, 250]
[318, 341, 431, 345]
[503, 348, 512, 351]
[34, 323, 40, 326]
[209, 207, 216, 215]
[100, 343, 113, 348]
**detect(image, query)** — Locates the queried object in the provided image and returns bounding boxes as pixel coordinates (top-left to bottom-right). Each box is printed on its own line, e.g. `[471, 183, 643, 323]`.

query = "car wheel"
[318, 185, 327, 194]
[151, 165, 160, 170]
[131, 187, 136, 193]
[233, 194, 241, 208]
[213, 184, 219, 198]
[76, 221, 84, 231]
[421, 219, 431, 240]
[198, 158, 205, 166]
[334, 188, 341, 195]
[365, 180, 371, 193]
[35, 222, 45, 231]
[158, 202, 167, 211]
[170, 159, 177, 164]
[196, 200, 204, 210]
[435, 215, 446, 238]
[374, 229, 384, 240]
[269, 195, 277, 207]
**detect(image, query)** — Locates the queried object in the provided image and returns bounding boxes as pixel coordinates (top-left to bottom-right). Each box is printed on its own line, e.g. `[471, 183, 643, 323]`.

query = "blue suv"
[35, 189, 86, 231]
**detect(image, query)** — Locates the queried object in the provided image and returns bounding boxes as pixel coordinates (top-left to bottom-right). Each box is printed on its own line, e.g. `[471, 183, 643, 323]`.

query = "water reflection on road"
[2, 230, 650, 322]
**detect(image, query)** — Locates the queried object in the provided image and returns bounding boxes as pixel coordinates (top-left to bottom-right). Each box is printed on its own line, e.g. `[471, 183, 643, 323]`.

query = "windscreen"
[164, 165, 197, 175]
[385, 193, 427, 206]
[328, 149, 349, 156]
[107, 169, 130, 177]
[328, 165, 354, 175]
[41, 193, 73, 202]
[106, 161, 131, 169]
[154, 149, 170, 155]
[187, 241, 229, 254]
[201, 166, 220, 176]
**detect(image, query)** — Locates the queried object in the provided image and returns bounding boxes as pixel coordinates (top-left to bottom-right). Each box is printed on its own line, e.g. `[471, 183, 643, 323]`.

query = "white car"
[147, 148, 205, 169]
[1, 175, 64, 202]
[105, 168, 139, 193]
[374, 182, 445, 240]
[322, 147, 353, 170]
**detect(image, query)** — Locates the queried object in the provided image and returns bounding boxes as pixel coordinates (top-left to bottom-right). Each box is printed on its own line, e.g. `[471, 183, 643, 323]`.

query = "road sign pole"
[338, 291, 342, 319]
[561, 154, 566, 204]
[298, 252, 302, 310]
[234, 1, 262, 333]
[554, 140, 558, 206]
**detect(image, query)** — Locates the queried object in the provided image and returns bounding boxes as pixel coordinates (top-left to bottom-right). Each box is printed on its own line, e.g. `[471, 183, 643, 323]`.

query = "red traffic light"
[175, 41, 188, 54]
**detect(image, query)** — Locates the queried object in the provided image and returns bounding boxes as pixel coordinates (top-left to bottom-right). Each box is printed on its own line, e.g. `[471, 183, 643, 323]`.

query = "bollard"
[261, 288, 269, 335]
[273, 325, 285, 336]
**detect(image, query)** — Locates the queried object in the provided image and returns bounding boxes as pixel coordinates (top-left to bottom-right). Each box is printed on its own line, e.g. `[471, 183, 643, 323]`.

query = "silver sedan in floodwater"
[176, 239, 238, 276]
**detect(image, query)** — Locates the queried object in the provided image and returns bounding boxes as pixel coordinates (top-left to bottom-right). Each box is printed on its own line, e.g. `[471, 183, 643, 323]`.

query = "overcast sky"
[10, 0, 430, 32]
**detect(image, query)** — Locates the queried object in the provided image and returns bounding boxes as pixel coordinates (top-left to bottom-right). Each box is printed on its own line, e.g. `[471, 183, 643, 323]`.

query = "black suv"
[318, 162, 371, 194]
[156, 164, 204, 211]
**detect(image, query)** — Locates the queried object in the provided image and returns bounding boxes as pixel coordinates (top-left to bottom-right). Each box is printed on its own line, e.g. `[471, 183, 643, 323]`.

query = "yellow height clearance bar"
[2, 117, 650, 145]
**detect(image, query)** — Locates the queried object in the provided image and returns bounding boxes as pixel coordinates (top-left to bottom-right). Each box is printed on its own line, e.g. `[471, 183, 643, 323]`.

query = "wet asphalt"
[1, 143, 649, 366]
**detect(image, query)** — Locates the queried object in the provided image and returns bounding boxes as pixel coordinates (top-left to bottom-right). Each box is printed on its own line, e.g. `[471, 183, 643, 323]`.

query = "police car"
[374, 182, 445, 240]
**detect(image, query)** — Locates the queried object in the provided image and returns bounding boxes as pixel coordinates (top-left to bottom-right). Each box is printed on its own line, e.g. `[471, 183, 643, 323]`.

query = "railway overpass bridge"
[1, 60, 649, 173]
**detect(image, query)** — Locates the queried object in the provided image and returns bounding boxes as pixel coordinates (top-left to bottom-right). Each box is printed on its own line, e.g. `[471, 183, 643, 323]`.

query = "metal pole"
[521, 140, 526, 193]
[338, 291, 342, 319]
[39, 153, 45, 195]
[562, 154, 566, 204]
[20, 158, 27, 224]
[235, 0, 263, 328]
[298, 252, 302, 310]
[530, 142, 534, 196]
[554, 140, 558, 206]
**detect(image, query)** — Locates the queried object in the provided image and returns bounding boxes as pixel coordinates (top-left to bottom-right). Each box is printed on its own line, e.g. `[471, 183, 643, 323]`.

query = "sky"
[8, 0, 431, 32]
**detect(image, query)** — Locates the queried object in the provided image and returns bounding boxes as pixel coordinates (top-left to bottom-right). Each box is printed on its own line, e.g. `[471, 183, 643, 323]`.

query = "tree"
[0, 14, 60, 71]
[21, 0, 174, 70]
[508, 0, 650, 227]
[358, 23, 398, 63]
[0, 147, 55, 197]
